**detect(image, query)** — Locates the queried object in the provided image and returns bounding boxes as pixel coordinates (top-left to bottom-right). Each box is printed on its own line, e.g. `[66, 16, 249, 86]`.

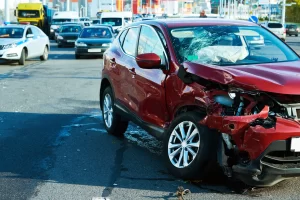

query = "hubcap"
[103, 94, 113, 128]
[44, 48, 48, 59]
[168, 121, 200, 168]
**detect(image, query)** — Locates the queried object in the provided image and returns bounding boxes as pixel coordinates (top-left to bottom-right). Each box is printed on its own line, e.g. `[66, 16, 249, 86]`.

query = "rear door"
[32, 26, 45, 55]
[24, 27, 39, 58]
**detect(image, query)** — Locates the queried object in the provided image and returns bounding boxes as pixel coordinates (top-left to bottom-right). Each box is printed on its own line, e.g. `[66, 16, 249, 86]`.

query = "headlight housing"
[102, 43, 111, 47]
[50, 29, 54, 32]
[57, 35, 64, 40]
[3, 43, 17, 49]
[75, 42, 87, 47]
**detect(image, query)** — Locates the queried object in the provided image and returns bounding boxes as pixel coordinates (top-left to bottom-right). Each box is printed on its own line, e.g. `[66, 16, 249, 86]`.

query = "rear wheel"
[101, 87, 128, 136]
[40, 46, 48, 61]
[163, 112, 218, 180]
[296, 34, 298, 37]
[18, 49, 25, 65]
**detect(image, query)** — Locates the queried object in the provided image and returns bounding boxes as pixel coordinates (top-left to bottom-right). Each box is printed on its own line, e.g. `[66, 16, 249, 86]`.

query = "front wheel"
[18, 49, 25, 65]
[163, 112, 218, 180]
[75, 54, 80, 59]
[40, 46, 48, 61]
[101, 87, 128, 136]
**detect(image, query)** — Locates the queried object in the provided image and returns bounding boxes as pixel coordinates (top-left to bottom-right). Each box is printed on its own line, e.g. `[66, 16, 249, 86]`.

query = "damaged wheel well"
[100, 78, 111, 109]
[174, 105, 206, 118]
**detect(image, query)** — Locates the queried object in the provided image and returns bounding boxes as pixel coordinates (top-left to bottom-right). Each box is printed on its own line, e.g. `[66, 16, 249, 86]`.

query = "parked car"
[262, 22, 286, 41]
[100, 19, 300, 187]
[0, 24, 49, 65]
[75, 26, 114, 59]
[286, 24, 299, 36]
[57, 24, 83, 47]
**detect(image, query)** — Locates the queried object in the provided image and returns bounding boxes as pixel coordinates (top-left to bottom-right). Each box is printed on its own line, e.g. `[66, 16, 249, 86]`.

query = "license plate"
[88, 49, 101, 53]
[67, 40, 75, 42]
[291, 137, 300, 152]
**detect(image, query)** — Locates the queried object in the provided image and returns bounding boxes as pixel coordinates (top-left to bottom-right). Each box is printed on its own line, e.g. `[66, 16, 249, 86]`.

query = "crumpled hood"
[0, 39, 22, 45]
[184, 60, 300, 94]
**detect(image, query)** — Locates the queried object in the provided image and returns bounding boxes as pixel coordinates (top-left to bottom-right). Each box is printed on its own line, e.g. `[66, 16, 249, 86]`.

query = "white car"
[0, 24, 50, 65]
[262, 22, 286, 41]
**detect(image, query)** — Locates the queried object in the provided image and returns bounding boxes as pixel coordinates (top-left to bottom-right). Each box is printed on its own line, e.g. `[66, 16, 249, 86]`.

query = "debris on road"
[175, 186, 191, 200]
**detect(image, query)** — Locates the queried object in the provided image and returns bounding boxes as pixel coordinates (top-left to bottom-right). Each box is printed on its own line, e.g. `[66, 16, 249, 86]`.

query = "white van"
[100, 12, 133, 32]
[49, 11, 80, 39]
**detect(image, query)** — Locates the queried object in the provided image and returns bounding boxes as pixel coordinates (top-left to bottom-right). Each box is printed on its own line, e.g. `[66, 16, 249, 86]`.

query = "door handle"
[129, 68, 136, 75]
[109, 58, 116, 64]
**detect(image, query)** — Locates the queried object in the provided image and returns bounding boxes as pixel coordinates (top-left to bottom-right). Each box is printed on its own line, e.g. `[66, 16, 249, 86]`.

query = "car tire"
[58, 44, 62, 48]
[163, 111, 218, 180]
[289, 34, 291, 36]
[296, 34, 298, 37]
[18, 49, 25, 65]
[40, 46, 48, 61]
[75, 54, 80, 59]
[101, 87, 128, 136]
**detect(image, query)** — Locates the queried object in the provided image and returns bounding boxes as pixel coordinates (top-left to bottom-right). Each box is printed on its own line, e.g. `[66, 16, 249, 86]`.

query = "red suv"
[100, 19, 300, 187]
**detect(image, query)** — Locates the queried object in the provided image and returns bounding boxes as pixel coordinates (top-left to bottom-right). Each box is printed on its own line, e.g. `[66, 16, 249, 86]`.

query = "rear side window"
[268, 23, 283, 28]
[122, 27, 139, 56]
[119, 29, 128, 45]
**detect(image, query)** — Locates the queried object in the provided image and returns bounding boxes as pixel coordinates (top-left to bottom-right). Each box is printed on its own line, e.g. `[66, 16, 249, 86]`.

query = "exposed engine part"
[214, 95, 234, 107]
[222, 133, 233, 149]
[250, 117, 276, 129]
[236, 97, 244, 116]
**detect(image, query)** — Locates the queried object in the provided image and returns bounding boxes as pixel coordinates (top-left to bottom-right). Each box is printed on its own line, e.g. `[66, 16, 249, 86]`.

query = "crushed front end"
[201, 89, 300, 187]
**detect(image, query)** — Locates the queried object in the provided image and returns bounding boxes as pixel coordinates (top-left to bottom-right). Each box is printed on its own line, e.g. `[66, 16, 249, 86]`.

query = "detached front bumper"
[233, 140, 300, 187]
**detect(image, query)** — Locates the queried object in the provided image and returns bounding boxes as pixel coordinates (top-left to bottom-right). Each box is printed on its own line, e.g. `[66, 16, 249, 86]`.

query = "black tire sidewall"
[163, 112, 218, 180]
[19, 49, 25, 65]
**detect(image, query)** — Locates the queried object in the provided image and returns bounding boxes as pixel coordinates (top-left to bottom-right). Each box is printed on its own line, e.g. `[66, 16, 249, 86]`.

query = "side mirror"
[136, 53, 161, 69]
[26, 34, 34, 38]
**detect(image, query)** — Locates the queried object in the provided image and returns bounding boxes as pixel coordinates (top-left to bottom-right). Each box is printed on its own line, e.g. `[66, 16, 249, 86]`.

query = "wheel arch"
[23, 47, 28, 58]
[99, 76, 114, 109]
[173, 104, 207, 120]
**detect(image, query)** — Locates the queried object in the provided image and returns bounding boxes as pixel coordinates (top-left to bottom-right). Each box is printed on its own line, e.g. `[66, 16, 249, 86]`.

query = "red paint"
[102, 19, 300, 163]
[136, 53, 161, 69]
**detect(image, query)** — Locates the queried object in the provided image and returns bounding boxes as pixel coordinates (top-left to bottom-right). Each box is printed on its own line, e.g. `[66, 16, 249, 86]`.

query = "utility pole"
[42, 0, 47, 5]
[281, 0, 286, 24]
[66, 0, 70, 11]
[85, 0, 88, 16]
[5, 0, 9, 22]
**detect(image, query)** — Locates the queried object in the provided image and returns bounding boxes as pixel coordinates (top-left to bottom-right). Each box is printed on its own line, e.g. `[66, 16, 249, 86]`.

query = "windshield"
[60, 26, 82, 33]
[80, 28, 112, 38]
[18, 10, 40, 18]
[52, 18, 79, 24]
[101, 18, 122, 26]
[0, 27, 24, 38]
[170, 25, 299, 66]
[92, 20, 101, 24]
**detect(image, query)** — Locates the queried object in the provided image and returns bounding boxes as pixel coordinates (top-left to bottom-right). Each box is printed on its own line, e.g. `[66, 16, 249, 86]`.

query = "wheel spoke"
[187, 129, 199, 142]
[183, 149, 189, 167]
[185, 122, 193, 141]
[187, 141, 200, 148]
[186, 147, 197, 158]
[169, 143, 181, 150]
[173, 130, 183, 142]
[169, 147, 182, 159]
[175, 148, 184, 167]
[179, 123, 186, 140]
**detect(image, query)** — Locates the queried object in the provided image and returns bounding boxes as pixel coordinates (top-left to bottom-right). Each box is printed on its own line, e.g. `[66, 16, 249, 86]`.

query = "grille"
[87, 43, 102, 47]
[282, 103, 300, 120]
[64, 36, 78, 40]
[262, 151, 300, 169]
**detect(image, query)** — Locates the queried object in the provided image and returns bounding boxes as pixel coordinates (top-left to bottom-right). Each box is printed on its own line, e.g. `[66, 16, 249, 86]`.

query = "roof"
[131, 18, 258, 28]
[17, 3, 43, 10]
[1, 25, 29, 29]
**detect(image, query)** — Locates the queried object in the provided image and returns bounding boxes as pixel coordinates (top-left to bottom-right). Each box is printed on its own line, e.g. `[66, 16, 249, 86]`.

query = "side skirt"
[114, 100, 165, 140]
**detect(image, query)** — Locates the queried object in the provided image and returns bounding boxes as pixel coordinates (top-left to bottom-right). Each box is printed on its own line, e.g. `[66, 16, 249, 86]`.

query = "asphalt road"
[0, 36, 300, 200]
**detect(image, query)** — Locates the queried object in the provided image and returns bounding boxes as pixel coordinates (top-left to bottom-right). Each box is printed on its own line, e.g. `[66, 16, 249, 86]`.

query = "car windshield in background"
[92, 20, 101, 24]
[170, 25, 299, 66]
[60, 26, 82, 33]
[80, 28, 112, 38]
[18, 10, 40, 18]
[268, 23, 283, 28]
[0, 28, 24, 38]
[52, 19, 79, 24]
[287, 25, 297, 29]
[101, 18, 122, 26]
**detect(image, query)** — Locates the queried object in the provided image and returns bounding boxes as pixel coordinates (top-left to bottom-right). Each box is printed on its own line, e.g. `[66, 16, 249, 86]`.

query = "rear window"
[268, 23, 283, 28]
[288, 25, 297, 28]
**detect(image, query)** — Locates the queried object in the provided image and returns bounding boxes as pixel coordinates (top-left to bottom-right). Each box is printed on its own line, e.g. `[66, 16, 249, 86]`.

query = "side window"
[138, 26, 166, 65]
[118, 29, 128, 45]
[122, 27, 139, 56]
[32, 27, 41, 36]
[26, 28, 33, 36]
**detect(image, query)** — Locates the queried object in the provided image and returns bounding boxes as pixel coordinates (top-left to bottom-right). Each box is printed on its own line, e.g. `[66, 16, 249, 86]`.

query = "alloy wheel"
[103, 93, 113, 128]
[168, 121, 200, 168]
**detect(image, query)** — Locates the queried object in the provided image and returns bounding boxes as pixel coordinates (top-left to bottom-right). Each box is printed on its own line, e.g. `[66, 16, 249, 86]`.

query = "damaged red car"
[99, 19, 300, 187]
